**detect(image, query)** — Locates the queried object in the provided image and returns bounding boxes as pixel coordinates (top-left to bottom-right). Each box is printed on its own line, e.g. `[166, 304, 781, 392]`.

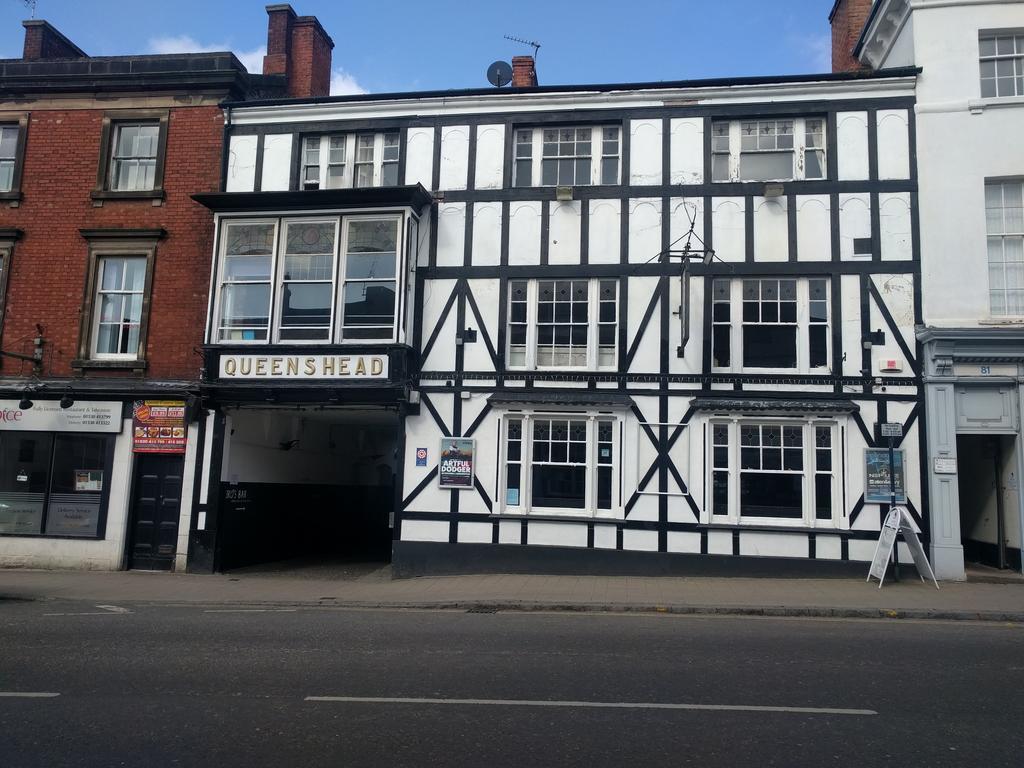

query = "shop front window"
[0, 432, 112, 538]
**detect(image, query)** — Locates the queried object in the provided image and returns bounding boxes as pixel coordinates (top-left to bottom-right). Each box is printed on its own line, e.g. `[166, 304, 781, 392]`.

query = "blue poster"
[415, 447, 428, 467]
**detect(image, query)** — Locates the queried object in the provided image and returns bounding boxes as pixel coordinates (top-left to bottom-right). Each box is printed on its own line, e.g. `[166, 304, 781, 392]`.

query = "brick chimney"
[262, 4, 334, 98]
[511, 56, 538, 88]
[22, 20, 87, 60]
[829, 0, 873, 72]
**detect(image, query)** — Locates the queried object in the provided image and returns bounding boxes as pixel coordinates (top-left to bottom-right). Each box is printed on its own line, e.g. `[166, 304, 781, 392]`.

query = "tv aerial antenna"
[22, 0, 38, 19]
[504, 34, 541, 60]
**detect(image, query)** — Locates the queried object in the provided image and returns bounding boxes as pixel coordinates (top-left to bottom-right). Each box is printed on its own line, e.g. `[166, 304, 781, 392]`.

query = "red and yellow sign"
[132, 400, 187, 454]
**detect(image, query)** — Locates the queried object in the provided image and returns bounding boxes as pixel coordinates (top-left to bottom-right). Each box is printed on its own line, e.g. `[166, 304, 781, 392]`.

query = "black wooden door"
[128, 454, 184, 571]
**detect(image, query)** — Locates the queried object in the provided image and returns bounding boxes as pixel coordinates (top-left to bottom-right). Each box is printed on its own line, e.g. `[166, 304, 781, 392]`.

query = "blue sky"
[0, 0, 836, 94]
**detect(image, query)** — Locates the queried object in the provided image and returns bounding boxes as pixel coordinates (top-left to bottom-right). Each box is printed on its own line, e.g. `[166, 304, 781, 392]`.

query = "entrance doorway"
[217, 407, 398, 573]
[127, 453, 184, 571]
[957, 434, 1023, 571]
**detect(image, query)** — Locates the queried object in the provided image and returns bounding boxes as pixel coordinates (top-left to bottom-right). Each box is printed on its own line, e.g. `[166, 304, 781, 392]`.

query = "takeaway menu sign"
[132, 400, 187, 454]
[438, 437, 475, 488]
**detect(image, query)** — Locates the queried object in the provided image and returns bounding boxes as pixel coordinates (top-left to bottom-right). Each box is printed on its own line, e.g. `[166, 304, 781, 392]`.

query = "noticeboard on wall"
[132, 400, 187, 454]
[438, 437, 475, 488]
[864, 448, 906, 504]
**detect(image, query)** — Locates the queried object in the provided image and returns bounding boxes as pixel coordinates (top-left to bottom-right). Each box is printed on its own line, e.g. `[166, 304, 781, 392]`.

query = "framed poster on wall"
[439, 437, 475, 488]
[864, 448, 906, 504]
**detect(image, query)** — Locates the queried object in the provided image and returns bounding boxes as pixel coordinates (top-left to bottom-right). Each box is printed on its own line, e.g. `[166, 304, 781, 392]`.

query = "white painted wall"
[226, 134, 257, 192]
[906, 2, 1024, 327]
[260, 134, 292, 191]
[474, 124, 505, 190]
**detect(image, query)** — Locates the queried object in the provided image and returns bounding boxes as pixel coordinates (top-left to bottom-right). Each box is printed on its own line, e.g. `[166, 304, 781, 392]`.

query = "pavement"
[2, 561, 1023, 622]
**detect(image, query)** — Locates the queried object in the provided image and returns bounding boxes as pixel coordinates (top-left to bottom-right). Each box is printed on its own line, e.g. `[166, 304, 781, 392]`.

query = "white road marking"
[43, 612, 123, 617]
[203, 608, 298, 613]
[95, 605, 131, 614]
[0, 692, 60, 698]
[304, 696, 876, 716]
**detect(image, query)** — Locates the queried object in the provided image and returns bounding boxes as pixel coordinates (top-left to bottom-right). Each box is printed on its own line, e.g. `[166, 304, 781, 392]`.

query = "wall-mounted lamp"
[59, 389, 75, 409]
[555, 186, 574, 202]
[18, 388, 33, 410]
[763, 183, 785, 198]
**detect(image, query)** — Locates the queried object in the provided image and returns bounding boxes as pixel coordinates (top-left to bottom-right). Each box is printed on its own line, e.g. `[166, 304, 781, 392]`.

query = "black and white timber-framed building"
[189, 64, 926, 576]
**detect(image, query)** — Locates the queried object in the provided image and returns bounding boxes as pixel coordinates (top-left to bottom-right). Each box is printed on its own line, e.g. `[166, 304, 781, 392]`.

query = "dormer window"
[301, 131, 400, 190]
[711, 117, 827, 182]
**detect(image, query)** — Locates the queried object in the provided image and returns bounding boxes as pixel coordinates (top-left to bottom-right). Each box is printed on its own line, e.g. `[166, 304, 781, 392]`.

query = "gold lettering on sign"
[304, 358, 316, 375]
[240, 358, 253, 376]
[355, 357, 366, 375]
[286, 358, 299, 376]
[271, 358, 282, 376]
[339, 357, 350, 375]
[224, 358, 237, 376]
[323, 357, 336, 376]
[255, 358, 267, 376]
[370, 357, 383, 376]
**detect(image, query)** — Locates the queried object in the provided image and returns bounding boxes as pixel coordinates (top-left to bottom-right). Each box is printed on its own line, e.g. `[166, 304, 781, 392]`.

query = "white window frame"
[274, 218, 341, 343]
[986, 179, 1024, 317]
[213, 218, 279, 344]
[979, 31, 1024, 99]
[301, 131, 400, 190]
[108, 121, 160, 192]
[91, 255, 147, 360]
[711, 277, 830, 374]
[707, 417, 844, 530]
[0, 124, 19, 193]
[710, 117, 827, 183]
[212, 213, 405, 345]
[506, 278, 618, 371]
[512, 126, 620, 187]
[498, 409, 624, 518]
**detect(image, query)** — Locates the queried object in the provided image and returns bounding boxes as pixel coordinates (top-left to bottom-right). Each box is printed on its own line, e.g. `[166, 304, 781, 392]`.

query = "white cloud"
[331, 69, 368, 96]
[147, 35, 266, 74]
[800, 33, 832, 72]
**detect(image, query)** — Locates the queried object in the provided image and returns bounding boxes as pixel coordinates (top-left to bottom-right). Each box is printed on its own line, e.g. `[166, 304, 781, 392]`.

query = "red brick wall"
[0, 104, 223, 382]
[831, 0, 873, 72]
[512, 56, 537, 87]
[288, 20, 333, 98]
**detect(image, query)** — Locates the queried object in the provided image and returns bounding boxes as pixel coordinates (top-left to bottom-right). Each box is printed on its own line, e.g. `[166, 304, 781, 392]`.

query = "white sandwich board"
[867, 506, 939, 589]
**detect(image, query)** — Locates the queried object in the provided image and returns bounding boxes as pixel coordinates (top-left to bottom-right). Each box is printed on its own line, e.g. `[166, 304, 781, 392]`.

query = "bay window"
[711, 117, 827, 182]
[214, 215, 403, 344]
[709, 419, 840, 528]
[301, 131, 400, 190]
[501, 412, 621, 516]
[711, 277, 829, 372]
[507, 278, 617, 370]
[513, 125, 620, 187]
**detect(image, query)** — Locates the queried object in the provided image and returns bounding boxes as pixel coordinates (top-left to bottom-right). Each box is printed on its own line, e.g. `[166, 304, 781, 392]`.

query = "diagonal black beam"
[419, 392, 451, 438]
[867, 279, 920, 376]
[463, 282, 500, 369]
[402, 466, 439, 510]
[624, 278, 665, 369]
[419, 281, 460, 364]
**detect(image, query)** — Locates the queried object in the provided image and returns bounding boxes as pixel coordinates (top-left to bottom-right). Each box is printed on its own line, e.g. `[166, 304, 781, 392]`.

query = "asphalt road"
[1, 599, 1022, 767]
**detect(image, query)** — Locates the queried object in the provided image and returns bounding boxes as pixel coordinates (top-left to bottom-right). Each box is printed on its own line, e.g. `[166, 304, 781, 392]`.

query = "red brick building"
[0, 5, 333, 571]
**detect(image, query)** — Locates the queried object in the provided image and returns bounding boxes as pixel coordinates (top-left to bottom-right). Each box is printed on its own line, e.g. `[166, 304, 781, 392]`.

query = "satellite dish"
[487, 60, 513, 88]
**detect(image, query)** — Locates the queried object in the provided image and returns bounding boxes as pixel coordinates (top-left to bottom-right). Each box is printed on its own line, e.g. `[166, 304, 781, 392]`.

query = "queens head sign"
[218, 353, 389, 380]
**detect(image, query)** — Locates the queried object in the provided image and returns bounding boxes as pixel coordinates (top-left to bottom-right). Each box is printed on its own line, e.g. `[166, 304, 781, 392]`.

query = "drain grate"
[466, 607, 499, 614]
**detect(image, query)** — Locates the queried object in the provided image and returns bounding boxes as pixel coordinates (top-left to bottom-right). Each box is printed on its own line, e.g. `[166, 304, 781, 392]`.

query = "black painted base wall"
[964, 538, 1023, 571]
[220, 482, 393, 570]
[391, 541, 890, 579]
